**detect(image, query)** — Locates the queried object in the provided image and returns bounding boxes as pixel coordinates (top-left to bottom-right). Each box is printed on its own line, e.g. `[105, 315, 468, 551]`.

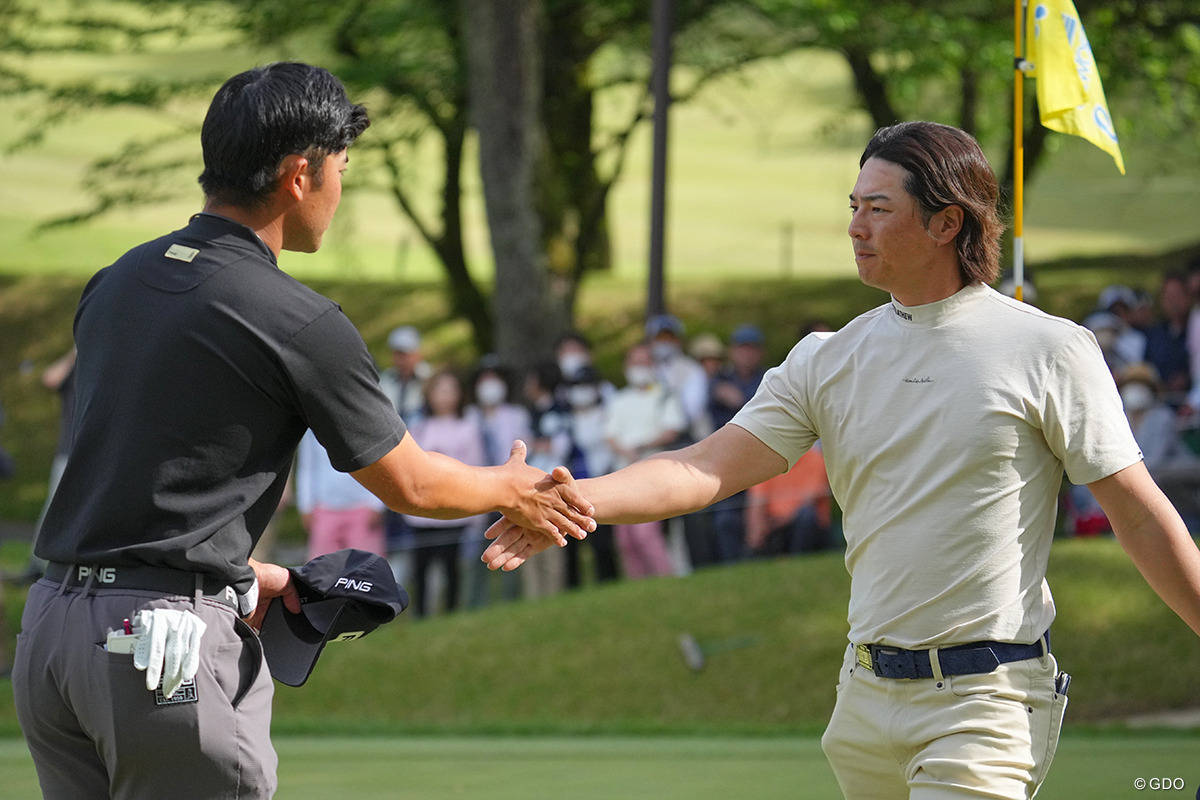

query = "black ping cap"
[259, 549, 408, 687]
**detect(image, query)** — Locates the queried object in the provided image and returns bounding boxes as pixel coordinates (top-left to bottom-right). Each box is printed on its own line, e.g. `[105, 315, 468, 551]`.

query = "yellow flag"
[1027, 0, 1125, 174]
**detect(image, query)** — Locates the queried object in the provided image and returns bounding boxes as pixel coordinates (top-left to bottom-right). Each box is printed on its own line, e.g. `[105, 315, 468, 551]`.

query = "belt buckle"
[855, 643, 874, 672]
[860, 644, 922, 679]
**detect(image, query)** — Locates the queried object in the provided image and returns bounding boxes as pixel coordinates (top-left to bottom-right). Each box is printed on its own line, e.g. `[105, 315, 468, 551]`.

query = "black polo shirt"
[38, 214, 405, 592]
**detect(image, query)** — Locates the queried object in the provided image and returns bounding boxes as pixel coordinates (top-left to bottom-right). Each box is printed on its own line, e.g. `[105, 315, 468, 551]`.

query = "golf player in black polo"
[13, 62, 593, 800]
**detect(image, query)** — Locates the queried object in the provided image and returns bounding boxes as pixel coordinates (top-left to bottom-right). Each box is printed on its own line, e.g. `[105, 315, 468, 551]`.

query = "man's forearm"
[1113, 502, 1200, 637]
[582, 425, 788, 525]
[1093, 463, 1200, 637]
[354, 434, 592, 542]
[359, 443, 514, 520]
[580, 451, 722, 524]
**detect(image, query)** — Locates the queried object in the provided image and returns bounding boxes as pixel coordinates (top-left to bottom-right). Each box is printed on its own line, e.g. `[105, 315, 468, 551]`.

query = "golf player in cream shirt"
[482, 121, 1200, 799]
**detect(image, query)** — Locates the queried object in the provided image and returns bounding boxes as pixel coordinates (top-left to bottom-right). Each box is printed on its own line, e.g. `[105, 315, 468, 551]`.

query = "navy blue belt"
[855, 632, 1050, 680]
[43, 562, 237, 609]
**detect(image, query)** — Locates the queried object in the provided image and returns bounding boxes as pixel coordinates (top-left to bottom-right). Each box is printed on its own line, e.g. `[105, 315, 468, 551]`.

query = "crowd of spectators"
[331, 315, 840, 617]
[27, 262, 1200, 619]
[1067, 257, 1200, 535]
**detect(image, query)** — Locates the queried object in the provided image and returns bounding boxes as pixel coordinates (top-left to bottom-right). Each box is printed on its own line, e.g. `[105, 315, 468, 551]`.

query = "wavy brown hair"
[861, 121, 1005, 286]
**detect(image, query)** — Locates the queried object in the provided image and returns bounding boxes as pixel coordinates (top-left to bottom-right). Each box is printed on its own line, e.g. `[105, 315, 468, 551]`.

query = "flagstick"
[1013, 0, 1028, 303]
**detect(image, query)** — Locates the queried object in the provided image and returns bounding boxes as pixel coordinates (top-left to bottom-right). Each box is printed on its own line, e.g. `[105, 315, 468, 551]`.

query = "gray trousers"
[13, 579, 277, 800]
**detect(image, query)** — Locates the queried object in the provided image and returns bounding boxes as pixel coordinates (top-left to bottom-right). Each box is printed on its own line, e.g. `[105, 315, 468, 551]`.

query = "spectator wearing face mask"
[1119, 363, 1195, 472]
[1120, 362, 1200, 531]
[604, 342, 685, 578]
[561, 366, 619, 586]
[520, 362, 573, 599]
[645, 314, 711, 443]
[556, 331, 595, 382]
[646, 315, 713, 572]
[1097, 284, 1148, 367]
[461, 357, 531, 607]
[1082, 310, 1129, 377]
[556, 330, 615, 403]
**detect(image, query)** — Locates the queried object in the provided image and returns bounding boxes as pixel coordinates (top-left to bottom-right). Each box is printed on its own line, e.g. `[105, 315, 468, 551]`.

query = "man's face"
[626, 344, 654, 370]
[1160, 278, 1190, 324]
[730, 343, 762, 373]
[283, 149, 348, 253]
[391, 349, 420, 376]
[848, 157, 944, 300]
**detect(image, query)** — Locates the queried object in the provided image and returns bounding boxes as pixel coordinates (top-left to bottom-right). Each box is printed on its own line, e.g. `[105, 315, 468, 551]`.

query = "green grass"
[6, 538, 1195, 739]
[267, 539, 1200, 732]
[0, 733, 1197, 799]
[2, 538, 1198, 795]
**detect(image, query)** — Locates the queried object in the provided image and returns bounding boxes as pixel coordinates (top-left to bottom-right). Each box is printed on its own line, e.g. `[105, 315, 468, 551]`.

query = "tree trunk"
[462, 0, 569, 370]
[842, 44, 900, 130]
[958, 67, 978, 137]
[542, 2, 612, 317]
[435, 117, 494, 354]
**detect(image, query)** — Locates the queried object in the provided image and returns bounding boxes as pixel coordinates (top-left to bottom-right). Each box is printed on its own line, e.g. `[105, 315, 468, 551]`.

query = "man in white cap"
[379, 324, 431, 424]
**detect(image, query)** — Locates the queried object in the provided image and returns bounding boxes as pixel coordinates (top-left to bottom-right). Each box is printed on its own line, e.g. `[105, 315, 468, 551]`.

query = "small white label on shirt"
[165, 244, 200, 263]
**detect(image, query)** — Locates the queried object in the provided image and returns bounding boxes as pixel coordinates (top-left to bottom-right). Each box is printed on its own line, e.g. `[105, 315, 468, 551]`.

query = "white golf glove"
[131, 609, 207, 698]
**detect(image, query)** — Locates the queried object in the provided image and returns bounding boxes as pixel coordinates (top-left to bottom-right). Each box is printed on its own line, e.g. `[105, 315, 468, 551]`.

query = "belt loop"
[56, 565, 72, 597]
[1038, 631, 1049, 665]
[81, 565, 98, 596]
[194, 573, 204, 610]
[928, 646, 944, 683]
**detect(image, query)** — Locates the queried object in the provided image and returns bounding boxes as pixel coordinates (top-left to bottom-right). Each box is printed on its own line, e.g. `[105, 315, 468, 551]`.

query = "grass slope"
[2, 538, 1198, 740]
[249, 538, 1200, 734]
[4, 734, 1200, 800]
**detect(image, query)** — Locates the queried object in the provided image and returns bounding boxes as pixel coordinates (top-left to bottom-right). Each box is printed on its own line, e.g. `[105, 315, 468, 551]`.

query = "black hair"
[526, 361, 563, 393]
[198, 62, 370, 208]
[556, 330, 592, 351]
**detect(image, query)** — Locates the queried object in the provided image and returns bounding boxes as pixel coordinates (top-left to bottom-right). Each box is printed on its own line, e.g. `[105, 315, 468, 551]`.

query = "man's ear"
[928, 204, 963, 245]
[278, 154, 311, 201]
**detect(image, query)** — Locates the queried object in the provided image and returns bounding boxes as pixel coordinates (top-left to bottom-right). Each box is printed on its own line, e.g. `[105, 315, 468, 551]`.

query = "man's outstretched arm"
[483, 424, 787, 571]
[1090, 461, 1200, 637]
[354, 432, 596, 547]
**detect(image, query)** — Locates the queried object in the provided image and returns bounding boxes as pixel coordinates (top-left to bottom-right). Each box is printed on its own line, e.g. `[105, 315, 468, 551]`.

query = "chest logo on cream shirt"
[903, 376, 933, 384]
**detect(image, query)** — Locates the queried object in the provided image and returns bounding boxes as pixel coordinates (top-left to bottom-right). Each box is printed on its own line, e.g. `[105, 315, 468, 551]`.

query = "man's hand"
[245, 558, 302, 630]
[481, 516, 559, 571]
[498, 441, 595, 547]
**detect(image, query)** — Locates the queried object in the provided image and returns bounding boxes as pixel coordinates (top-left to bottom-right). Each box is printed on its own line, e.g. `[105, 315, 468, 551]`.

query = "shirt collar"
[189, 212, 278, 266]
[889, 282, 991, 328]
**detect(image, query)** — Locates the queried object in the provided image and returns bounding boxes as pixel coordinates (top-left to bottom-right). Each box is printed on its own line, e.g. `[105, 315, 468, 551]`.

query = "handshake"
[480, 514, 564, 572]
[482, 459, 600, 573]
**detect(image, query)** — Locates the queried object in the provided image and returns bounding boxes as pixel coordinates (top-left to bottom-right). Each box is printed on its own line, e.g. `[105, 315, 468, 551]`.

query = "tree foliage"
[3, 0, 1198, 354]
[750, 0, 1200, 189]
[1, 0, 805, 360]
